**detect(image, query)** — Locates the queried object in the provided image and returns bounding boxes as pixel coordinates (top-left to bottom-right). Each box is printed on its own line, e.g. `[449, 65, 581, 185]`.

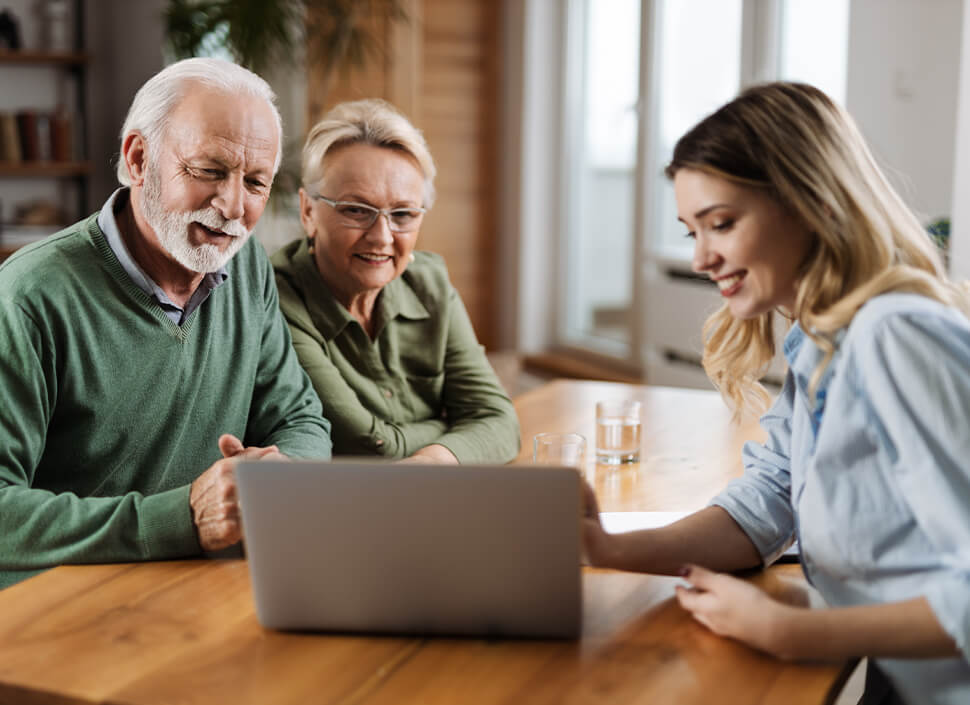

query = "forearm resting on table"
[403, 443, 459, 464]
[775, 597, 959, 662]
[601, 506, 762, 575]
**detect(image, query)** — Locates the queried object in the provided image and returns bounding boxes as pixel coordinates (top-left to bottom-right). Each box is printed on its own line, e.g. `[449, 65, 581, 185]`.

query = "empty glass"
[533, 433, 587, 469]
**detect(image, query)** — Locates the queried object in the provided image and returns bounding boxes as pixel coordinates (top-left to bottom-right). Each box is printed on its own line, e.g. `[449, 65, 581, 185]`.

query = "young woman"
[583, 82, 970, 704]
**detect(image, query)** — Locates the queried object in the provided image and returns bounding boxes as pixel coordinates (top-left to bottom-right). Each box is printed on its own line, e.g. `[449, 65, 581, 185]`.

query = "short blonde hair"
[666, 82, 970, 416]
[302, 99, 436, 207]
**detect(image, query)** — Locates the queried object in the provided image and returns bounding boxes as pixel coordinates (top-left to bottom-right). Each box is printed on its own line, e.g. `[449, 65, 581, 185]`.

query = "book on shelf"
[16, 110, 39, 161]
[0, 112, 20, 162]
[0, 109, 76, 164]
[50, 111, 72, 162]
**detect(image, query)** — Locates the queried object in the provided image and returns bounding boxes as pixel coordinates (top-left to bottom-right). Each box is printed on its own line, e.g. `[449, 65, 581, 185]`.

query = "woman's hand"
[675, 564, 797, 659]
[581, 479, 620, 567]
[399, 443, 459, 464]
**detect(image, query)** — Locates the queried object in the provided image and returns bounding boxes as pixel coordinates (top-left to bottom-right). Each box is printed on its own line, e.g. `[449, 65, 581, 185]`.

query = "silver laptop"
[235, 460, 582, 638]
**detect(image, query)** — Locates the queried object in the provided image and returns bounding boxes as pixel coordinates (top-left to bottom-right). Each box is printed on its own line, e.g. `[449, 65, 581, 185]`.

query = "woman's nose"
[691, 235, 718, 274]
[365, 213, 395, 245]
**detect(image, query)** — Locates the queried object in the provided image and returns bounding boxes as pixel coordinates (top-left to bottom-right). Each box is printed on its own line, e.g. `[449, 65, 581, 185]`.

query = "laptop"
[235, 460, 582, 638]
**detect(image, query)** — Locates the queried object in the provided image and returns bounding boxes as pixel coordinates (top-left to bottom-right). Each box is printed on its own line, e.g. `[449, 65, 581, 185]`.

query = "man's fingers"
[219, 434, 245, 458]
[194, 499, 242, 551]
[195, 499, 241, 524]
[249, 445, 280, 459]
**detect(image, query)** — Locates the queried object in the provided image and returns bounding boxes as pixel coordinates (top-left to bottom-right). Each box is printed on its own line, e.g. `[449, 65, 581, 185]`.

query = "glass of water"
[595, 400, 642, 464]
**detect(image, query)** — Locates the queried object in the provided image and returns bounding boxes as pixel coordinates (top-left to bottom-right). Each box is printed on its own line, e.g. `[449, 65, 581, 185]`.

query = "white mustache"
[191, 208, 250, 239]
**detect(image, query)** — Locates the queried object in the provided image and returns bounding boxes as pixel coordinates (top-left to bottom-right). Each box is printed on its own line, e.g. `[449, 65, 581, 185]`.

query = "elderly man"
[0, 58, 332, 589]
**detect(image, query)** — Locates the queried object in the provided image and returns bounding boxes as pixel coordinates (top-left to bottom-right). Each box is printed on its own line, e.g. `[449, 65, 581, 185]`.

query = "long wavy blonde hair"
[665, 82, 970, 417]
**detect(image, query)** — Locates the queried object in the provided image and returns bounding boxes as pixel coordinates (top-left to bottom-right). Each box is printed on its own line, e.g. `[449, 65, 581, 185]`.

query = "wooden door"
[306, 0, 500, 348]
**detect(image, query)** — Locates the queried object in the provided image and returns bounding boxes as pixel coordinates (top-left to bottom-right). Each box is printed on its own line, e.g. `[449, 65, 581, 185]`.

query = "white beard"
[141, 165, 252, 273]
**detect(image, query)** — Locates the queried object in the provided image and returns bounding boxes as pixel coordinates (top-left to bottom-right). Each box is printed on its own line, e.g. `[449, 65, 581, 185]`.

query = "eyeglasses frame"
[308, 193, 427, 233]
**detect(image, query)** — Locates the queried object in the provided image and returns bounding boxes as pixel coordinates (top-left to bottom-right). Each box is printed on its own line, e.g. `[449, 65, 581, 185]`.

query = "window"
[561, 0, 641, 355]
[556, 0, 849, 379]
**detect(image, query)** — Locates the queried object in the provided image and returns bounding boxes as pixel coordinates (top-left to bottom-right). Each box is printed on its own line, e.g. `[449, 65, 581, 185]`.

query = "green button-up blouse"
[271, 238, 520, 462]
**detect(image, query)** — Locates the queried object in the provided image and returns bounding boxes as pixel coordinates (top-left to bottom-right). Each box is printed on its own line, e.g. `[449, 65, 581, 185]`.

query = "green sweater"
[0, 215, 332, 589]
[272, 239, 520, 463]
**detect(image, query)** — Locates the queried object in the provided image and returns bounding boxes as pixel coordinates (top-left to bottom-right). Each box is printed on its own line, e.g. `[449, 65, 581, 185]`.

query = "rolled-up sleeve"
[709, 373, 797, 566]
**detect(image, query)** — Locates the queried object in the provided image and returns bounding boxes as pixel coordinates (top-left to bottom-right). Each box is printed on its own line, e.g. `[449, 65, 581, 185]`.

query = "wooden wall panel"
[305, 0, 500, 349]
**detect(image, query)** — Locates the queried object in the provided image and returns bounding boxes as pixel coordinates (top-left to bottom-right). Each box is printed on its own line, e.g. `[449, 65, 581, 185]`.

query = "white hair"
[116, 57, 282, 185]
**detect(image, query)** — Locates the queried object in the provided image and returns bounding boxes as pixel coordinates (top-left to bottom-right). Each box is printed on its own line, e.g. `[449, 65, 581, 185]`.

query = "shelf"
[0, 49, 89, 66]
[0, 161, 91, 177]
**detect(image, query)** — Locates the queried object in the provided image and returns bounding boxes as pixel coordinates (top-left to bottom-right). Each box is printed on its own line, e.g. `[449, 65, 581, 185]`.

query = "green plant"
[163, 0, 408, 209]
[163, 0, 407, 80]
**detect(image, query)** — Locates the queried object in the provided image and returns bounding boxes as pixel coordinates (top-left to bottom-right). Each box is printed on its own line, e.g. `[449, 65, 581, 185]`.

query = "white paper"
[599, 511, 799, 558]
[600, 511, 689, 533]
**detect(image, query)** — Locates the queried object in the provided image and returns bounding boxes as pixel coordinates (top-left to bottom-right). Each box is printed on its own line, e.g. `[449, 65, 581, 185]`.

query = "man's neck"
[118, 194, 205, 308]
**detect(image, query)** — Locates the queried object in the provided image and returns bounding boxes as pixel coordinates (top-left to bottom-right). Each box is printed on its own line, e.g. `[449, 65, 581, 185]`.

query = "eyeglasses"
[310, 194, 426, 233]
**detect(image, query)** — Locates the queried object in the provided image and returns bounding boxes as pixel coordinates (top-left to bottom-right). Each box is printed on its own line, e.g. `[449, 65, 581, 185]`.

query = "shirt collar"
[97, 187, 229, 306]
[783, 321, 845, 434]
[291, 238, 430, 341]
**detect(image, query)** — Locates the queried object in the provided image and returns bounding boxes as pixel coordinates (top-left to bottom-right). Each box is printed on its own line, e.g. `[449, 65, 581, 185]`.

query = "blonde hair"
[302, 99, 436, 207]
[665, 82, 970, 417]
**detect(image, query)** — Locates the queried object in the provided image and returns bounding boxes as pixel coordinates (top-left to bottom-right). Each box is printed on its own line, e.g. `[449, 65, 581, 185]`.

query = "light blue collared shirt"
[97, 188, 227, 325]
[712, 293, 970, 705]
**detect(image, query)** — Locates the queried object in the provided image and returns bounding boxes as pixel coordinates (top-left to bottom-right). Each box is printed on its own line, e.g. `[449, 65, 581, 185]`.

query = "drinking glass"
[595, 400, 642, 464]
[533, 432, 587, 469]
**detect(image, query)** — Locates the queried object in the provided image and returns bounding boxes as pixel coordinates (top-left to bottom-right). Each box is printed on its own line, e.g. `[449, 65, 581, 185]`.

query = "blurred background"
[2, 0, 969, 394]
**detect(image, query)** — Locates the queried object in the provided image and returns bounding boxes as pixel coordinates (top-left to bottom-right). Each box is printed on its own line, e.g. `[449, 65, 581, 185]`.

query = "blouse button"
[375, 439, 384, 447]
[383, 388, 393, 398]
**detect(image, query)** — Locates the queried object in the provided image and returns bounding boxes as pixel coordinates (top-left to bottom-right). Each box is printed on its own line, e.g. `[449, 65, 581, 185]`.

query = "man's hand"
[189, 434, 285, 552]
[217, 434, 284, 462]
[674, 564, 796, 658]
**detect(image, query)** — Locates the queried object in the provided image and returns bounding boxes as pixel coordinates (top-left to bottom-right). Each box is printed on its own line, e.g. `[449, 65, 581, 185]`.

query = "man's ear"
[122, 132, 149, 187]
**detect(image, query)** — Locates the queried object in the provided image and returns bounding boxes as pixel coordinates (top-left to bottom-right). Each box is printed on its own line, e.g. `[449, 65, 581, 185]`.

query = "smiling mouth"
[197, 223, 233, 239]
[714, 271, 746, 295]
[355, 253, 392, 264]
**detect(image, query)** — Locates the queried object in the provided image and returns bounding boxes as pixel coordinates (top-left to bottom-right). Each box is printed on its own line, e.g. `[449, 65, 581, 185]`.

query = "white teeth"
[357, 254, 391, 262]
[716, 273, 744, 291]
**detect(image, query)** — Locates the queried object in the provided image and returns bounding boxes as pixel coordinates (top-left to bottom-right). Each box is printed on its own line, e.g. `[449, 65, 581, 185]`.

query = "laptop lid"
[236, 460, 582, 638]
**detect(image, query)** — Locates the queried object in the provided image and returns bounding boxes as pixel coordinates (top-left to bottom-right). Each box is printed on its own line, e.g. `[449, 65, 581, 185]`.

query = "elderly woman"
[272, 99, 519, 463]
[583, 82, 970, 704]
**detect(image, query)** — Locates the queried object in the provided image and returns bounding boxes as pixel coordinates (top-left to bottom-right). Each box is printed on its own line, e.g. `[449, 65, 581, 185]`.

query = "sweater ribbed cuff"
[139, 485, 201, 558]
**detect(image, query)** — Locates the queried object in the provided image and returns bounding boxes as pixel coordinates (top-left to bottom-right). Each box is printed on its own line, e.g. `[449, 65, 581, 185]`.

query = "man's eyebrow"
[181, 155, 230, 168]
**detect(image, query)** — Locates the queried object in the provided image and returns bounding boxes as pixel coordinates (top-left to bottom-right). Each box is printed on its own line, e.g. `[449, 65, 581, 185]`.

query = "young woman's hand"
[581, 479, 619, 567]
[674, 564, 798, 659]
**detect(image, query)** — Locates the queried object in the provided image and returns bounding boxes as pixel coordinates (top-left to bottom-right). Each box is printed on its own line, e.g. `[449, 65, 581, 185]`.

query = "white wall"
[845, 0, 963, 222]
[498, 0, 564, 352]
[950, 0, 970, 279]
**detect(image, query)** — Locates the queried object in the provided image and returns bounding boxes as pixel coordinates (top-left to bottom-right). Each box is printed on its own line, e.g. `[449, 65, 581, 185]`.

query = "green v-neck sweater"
[0, 215, 332, 589]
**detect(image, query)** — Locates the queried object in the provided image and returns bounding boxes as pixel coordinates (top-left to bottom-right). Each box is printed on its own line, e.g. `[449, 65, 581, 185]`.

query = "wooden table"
[0, 380, 854, 705]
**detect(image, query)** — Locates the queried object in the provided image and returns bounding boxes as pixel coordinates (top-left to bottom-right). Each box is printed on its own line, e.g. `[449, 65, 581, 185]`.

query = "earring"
[307, 236, 315, 255]
[409, 253, 415, 263]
